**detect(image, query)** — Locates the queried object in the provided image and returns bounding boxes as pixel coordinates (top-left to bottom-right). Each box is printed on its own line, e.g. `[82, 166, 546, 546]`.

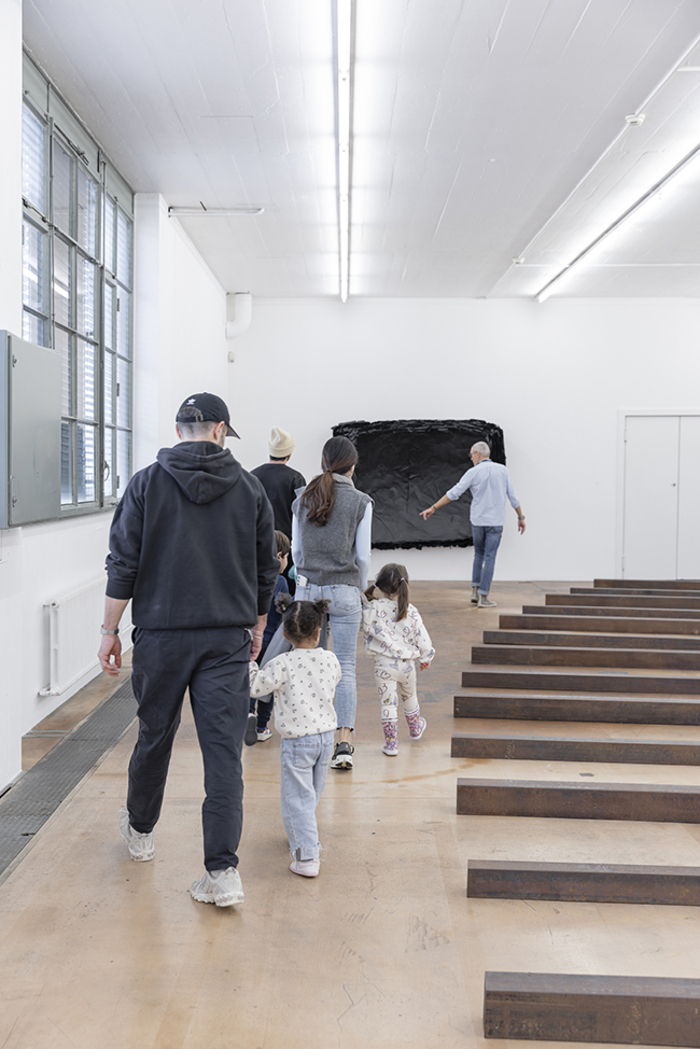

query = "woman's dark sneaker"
[330, 741, 354, 770]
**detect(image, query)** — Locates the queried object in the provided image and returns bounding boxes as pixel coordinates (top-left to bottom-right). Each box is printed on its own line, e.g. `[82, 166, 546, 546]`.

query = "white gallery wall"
[228, 296, 700, 583]
[131, 196, 229, 472]
[133, 195, 230, 469]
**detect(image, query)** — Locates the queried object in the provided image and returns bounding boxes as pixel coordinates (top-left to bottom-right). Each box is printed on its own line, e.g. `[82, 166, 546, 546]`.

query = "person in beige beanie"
[268, 426, 295, 459]
[251, 428, 306, 558]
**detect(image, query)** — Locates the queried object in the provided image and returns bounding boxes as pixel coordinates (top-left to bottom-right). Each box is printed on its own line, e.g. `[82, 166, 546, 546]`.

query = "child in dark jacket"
[245, 530, 290, 745]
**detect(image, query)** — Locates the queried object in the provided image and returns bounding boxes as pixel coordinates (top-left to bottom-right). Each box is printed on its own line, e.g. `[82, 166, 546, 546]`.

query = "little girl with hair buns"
[362, 563, 435, 756]
[249, 595, 340, 877]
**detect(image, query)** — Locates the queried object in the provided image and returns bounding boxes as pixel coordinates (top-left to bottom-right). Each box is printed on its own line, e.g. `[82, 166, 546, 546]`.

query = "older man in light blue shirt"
[420, 442, 525, 608]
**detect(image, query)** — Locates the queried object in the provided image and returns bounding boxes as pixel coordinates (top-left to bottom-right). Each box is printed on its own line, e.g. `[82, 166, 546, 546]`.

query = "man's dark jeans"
[128, 625, 250, 871]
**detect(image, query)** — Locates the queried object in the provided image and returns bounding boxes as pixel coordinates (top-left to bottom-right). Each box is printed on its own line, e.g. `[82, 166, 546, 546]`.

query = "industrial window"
[21, 55, 134, 513]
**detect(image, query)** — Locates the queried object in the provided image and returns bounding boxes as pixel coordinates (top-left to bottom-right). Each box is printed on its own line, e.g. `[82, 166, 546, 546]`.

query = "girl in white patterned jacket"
[361, 563, 435, 756]
[249, 596, 341, 878]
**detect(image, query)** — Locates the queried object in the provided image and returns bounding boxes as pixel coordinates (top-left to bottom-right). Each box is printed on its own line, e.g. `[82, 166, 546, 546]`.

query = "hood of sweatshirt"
[156, 441, 242, 504]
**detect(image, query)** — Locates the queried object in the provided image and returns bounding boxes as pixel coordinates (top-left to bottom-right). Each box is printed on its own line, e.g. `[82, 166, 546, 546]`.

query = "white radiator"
[39, 578, 133, 697]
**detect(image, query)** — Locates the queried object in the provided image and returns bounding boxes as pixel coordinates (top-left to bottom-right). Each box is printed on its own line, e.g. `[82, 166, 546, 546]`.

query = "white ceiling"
[22, 0, 700, 299]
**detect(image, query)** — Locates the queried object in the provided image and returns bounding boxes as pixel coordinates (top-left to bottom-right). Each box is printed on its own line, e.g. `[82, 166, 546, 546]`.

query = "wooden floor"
[2, 581, 700, 1048]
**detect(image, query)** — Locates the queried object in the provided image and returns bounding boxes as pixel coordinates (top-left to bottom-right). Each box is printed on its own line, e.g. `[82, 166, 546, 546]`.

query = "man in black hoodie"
[98, 393, 278, 907]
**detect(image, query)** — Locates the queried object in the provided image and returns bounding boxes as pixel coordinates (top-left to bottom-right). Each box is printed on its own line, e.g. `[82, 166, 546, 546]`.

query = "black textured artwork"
[332, 419, 506, 550]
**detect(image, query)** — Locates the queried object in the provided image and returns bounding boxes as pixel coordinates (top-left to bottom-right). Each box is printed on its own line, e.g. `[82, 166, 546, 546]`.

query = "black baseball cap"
[176, 393, 239, 438]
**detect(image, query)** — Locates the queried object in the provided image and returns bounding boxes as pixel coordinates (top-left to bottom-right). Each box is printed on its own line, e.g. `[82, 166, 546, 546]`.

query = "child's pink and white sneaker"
[382, 719, 398, 755]
[405, 708, 426, 740]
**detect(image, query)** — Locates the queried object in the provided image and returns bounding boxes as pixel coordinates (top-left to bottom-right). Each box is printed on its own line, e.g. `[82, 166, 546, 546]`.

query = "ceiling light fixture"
[168, 205, 264, 217]
[336, 0, 353, 303]
[535, 139, 700, 303]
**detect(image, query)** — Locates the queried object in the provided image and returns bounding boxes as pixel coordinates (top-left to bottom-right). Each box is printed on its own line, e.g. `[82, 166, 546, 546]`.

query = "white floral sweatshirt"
[361, 596, 435, 663]
[249, 648, 341, 738]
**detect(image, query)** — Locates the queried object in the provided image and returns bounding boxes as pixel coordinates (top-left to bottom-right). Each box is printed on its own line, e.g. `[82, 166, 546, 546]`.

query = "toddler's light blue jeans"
[280, 730, 334, 860]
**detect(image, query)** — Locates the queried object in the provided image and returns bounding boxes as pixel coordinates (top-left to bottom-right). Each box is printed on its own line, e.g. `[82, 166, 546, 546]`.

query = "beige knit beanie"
[269, 426, 295, 458]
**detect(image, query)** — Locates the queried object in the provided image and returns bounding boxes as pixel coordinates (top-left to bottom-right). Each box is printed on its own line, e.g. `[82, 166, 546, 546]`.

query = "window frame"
[102, 192, 134, 505]
[21, 58, 134, 517]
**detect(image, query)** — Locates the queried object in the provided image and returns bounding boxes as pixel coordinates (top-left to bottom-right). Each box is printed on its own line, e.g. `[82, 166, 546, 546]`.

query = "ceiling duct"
[226, 293, 252, 360]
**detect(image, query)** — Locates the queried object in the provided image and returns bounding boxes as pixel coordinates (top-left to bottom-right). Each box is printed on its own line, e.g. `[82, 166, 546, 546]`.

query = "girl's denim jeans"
[280, 730, 334, 859]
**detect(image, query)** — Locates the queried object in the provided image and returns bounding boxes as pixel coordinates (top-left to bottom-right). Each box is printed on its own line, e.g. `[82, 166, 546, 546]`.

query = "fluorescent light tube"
[168, 206, 264, 217]
[535, 140, 700, 302]
[337, 0, 352, 302]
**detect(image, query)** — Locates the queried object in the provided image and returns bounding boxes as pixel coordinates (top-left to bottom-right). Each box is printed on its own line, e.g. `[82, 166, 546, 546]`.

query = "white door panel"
[623, 416, 679, 579]
[677, 415, 700, 579]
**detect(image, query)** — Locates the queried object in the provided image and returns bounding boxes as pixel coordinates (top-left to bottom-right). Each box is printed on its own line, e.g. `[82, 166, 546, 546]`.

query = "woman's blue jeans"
[295, 583, 362, 730]
[471, 525, 503, 596]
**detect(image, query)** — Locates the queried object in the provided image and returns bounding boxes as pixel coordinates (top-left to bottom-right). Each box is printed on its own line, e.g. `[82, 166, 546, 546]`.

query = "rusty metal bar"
[484, 971, 700, 1044]
[468, 860, 700, 905]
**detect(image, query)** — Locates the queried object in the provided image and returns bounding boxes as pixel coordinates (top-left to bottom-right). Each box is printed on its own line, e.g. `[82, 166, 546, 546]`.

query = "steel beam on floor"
[595, 578, 700, 590]
[461, 668, 700, 694]
[522, 604, 700, 621]
[483, 972, 700, 1044]
[451, 733, 700, 765]
[467, 859, 700, 905]
[484, 629, 700, 650]
[471, 644, 700, 671]
[573, 586, 700, 598]
[548, 593, 700, 611]
[454, 692, 700, 723]
[456, 777, 700, 821]
[500, 613, 700, 635]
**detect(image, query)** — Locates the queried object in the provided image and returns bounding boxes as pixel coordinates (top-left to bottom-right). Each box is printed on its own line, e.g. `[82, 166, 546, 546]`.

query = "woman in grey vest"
[292, 436, 372, 770]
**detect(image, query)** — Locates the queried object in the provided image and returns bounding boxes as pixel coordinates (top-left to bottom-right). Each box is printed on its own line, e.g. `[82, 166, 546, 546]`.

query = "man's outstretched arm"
[419, 493, 451, 520]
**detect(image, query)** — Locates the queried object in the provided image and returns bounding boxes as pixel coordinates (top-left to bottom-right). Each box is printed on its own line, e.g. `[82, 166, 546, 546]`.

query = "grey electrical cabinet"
[0, 331, 61, 528]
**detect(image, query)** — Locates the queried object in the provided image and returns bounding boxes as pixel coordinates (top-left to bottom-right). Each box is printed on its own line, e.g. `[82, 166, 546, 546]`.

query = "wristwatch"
[100, 626, 119, 635]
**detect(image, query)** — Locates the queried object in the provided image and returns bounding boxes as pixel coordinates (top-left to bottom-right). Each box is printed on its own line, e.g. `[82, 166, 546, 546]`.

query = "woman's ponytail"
[300, 436, 358, 526]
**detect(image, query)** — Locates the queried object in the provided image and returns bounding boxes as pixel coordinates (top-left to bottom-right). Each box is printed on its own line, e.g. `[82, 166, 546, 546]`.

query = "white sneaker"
[257, 727, 273, 742]
[119, 807, 154, 862]
[290, 857, 320, 877]
[190, 866, 244, 907]
[477, 594, 497, 608]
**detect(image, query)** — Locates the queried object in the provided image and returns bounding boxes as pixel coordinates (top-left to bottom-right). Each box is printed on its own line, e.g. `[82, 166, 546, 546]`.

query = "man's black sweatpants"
[127, 625, 250, 871]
